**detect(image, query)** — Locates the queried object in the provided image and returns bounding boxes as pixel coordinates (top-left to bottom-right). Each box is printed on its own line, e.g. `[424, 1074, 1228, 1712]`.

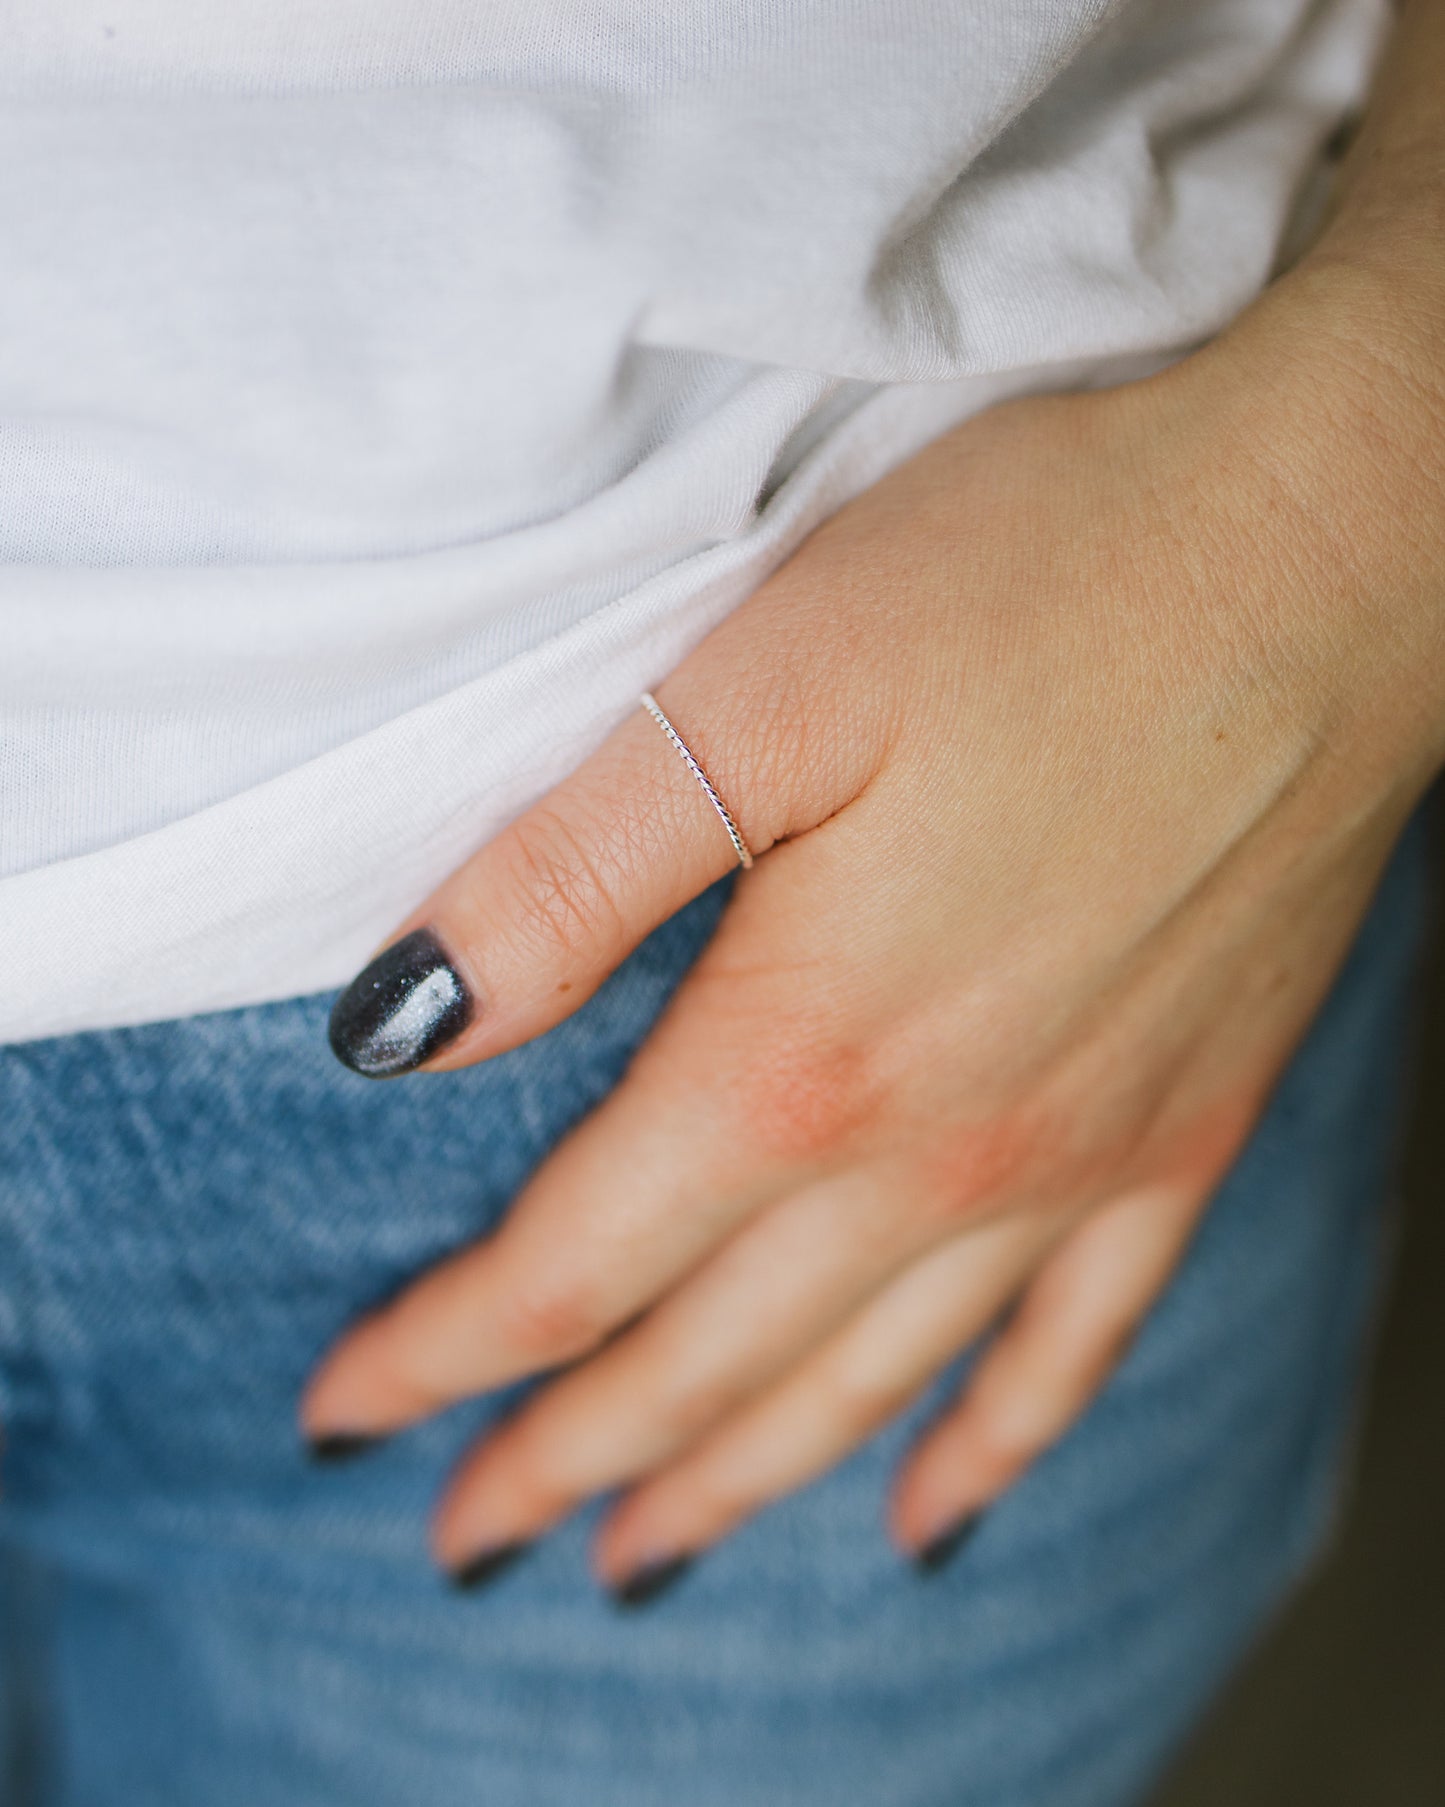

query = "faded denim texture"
[0, 826, 1432, 1807]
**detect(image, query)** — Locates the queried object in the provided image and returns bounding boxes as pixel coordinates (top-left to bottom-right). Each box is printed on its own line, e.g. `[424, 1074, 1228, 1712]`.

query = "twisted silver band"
[639, 692, 755, 870]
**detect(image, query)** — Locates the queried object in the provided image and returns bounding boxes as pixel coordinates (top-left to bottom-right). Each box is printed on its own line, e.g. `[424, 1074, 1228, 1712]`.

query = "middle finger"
[430, 1159, 956, 1573]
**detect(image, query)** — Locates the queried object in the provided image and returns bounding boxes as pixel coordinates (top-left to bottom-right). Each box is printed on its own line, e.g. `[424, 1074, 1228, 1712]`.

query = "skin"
[304, 0, 1445, 1593]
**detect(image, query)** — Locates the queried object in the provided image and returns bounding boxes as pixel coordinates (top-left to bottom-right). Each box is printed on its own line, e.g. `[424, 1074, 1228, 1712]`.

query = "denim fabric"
[0, 824, 1433, 1807]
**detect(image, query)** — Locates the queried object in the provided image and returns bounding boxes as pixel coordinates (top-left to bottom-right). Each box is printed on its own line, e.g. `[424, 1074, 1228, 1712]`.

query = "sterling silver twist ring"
[639, 692, 754, 870]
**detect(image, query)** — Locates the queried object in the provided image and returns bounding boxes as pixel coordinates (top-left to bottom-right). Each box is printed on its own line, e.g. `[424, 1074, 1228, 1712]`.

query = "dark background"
[1152, 831, 1445, 1805]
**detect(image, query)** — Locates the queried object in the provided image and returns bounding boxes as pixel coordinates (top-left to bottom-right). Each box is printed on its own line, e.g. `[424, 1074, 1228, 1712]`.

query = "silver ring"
[639, 692, 754, 870]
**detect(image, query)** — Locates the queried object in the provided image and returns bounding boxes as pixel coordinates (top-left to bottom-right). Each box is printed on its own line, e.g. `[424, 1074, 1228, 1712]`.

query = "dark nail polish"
[328, 929, 474, 1078]
[915, 1512, 985, 1575]
[449, 1542, 529, 1593]
[611, 1556, 694, 1610]
[307, 1432, 382, 1465]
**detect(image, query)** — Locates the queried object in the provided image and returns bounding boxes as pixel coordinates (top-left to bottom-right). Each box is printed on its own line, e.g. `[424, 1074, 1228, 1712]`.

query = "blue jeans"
[0, 825, 1432, 1807]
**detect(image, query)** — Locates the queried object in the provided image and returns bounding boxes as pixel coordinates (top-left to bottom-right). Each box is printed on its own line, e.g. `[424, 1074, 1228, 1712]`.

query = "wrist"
[1144, 253, 1445, 805]
[1296, 0, 1445, 401]
[1276, 245, 1445, 427]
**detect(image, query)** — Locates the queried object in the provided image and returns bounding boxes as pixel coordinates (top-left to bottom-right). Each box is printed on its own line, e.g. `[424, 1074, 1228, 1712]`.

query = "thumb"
[325, 630, 876, 1079]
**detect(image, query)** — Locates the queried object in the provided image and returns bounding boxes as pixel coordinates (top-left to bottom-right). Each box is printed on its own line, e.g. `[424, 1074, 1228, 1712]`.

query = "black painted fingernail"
[449, 1542, 530, 1593]
[915, 1512, 985, 1575]
[611, 1556, 694, 1610]
[307, 1432, 383, 1465]
[328, 929, 474, 1078]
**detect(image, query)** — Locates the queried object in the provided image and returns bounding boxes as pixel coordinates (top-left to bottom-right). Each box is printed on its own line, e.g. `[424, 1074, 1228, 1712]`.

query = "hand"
[303, 271, 1444, 1595]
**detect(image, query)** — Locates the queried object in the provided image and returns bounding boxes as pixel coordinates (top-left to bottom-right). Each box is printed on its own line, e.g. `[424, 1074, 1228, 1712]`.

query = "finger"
[302, 943, 822, 1442]
[303, 798, 904, 1443]
[429, 1163, 971, 1571]
[588, 1211, 1067, 1592]
[891, 1181, 1211, 1558]
[326, 585, 887, 1080]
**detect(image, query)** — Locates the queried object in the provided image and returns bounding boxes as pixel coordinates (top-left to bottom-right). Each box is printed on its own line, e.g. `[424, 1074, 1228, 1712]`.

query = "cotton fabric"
[0, 0, 1389, 1041]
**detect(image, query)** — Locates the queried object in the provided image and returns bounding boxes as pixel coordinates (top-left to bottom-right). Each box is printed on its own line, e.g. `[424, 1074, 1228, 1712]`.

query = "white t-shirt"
[0, 0, 1387, 1044]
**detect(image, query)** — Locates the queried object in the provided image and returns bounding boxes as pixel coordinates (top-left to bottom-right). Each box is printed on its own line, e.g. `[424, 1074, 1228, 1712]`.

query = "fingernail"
[915, 1512, 985, 1575]
[307, 1432, 383, 1465]
[610, 1555, 694, 1610]
[449, 1542, 530, 1593]
[328, 929, 474, 1078]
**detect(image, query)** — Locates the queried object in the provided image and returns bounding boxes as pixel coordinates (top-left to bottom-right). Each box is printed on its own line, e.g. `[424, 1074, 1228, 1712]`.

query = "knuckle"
[651, 1361, 742, 1445]
[383, 1340, 455, 1416]
[825, 1365, 912, 1439]
[681, 1459, 758, 1524]
[502, 1416, 587, 1512]
[971, 1394, 1046, 1476]
[377, 1291, 477, 1409]
[496, 1273, 611, 1368]
[733, 1030, 889, 1166]
[916, 1109, 1057, 1227]
[501, 807, 630, 966]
